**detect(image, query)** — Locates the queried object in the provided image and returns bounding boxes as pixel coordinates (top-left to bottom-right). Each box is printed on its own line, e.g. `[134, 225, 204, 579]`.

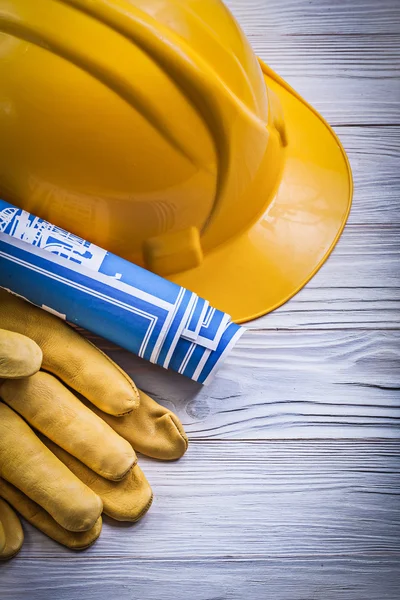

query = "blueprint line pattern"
[0, 200, 244, 383]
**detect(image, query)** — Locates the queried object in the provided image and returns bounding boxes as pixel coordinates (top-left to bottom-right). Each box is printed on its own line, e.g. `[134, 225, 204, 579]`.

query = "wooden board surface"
[9, 440, 400, 558]
[227, 0, 400, 34]
[1, 442, 400, 598]
[2, 557, 399, 600]
[87, 329, 400, 440]
[1, 0, 399, 597]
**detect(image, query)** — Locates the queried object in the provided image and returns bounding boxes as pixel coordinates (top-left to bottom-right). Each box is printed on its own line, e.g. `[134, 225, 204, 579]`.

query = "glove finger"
[89, 389, 188, 460]
[0, 289, 139, 416]
[0, 328, 42, 378]
[0, 402, 103, 532]
[0, 497, 24, 560]
[44, 438, 153, 522]
[1, 372, 136, 481]
[0, 479, 102, 551]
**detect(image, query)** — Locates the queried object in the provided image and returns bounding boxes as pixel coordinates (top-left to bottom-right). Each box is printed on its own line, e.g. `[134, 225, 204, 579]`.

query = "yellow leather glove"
[0, 288, 188, 559]
[0, 497, 24, 560]
[0, 486, 103, 560]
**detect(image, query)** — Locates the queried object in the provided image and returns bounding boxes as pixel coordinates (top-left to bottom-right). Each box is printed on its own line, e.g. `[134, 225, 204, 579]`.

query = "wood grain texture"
[250, 34, 400, 80]
[223, 0, 400, 125]
[283, 77, 399, 125]
[2, 557, 399, 600]
[248, 287, 400, 330]
[225, 0, 400, 34]
[337, 127, 400, 225]
[90, 330, 400, 439]
[283, 226, 400, 290]
[3, 441, 400, 560]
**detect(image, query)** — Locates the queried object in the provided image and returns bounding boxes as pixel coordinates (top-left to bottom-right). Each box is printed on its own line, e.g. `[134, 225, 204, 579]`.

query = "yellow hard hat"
[0, 0, 352, 323]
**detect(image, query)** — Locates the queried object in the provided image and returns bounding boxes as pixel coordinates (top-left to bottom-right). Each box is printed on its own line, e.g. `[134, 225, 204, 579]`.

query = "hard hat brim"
[169, 59, 353, 324]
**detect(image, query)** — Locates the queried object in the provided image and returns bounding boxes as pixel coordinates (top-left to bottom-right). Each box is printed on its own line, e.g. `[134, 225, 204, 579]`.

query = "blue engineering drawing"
[0, 200, 244, 384]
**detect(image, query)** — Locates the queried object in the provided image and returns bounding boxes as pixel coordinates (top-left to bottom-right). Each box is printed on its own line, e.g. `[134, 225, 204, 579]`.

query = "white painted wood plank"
[1, 556, 399, 600]
[249, 34, 400, 80]
[4, 441, 400, 560]
[250, 229, 400, 329]
[285, 77, 399, 125]
[252, 36, 400, 125]
[222, 2, 400, 125]
[225, 0, 400, 34]
[338, 127, 400, 225]
[88, 329, 400, 439]
[248, 287, 400, 330]
[306, 226, 400, 290]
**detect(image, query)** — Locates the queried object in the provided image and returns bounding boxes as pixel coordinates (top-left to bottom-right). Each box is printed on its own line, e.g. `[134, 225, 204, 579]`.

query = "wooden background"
[1, 0, 399, 598]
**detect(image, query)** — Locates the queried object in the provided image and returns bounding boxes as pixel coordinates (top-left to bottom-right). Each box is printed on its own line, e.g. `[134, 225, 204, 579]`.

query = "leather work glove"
[0, 288, 188, 560]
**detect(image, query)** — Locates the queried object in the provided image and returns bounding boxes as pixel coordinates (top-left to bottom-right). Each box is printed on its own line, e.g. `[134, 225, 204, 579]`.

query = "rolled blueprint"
[0, 200, 244, 384]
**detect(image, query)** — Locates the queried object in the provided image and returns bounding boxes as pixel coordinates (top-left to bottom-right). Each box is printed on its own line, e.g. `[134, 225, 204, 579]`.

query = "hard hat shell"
[0, 0, 352, 323]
